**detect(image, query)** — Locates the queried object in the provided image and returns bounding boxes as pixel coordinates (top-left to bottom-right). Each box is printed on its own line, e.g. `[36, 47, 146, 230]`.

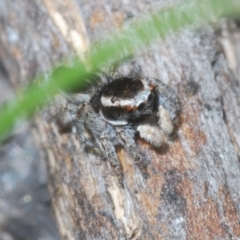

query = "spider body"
[91, 77, 156, 125]
[61, 59, 181, 183]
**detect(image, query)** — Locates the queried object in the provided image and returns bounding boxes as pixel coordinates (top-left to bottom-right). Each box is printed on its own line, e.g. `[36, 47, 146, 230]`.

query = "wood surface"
[0, 0, 240, 239]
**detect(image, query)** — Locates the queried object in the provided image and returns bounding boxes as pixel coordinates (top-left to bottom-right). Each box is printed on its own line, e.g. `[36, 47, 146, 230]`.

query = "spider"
[57, 58, 181, 184]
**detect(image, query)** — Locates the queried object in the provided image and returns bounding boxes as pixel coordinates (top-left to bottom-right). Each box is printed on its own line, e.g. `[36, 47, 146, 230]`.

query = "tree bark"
[1, 1, 240, 240]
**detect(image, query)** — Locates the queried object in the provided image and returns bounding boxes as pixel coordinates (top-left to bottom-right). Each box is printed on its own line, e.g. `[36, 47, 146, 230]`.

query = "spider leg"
[110, 55, 134, 73]
[149, 80, 180, 135]
[157, 105, 175, 135]
[137, 124, 164, 148]
[55, 103, 79, 134]
[116, 126, 149, 178]
[100, 138, 119, 169]
[76, 103, 124, 185]
[74, 103, 89, 143]
[72, 102, 103, 158]
[129, 59, 142, 79]
[157, 81, 181, 124]
[105, 55, 136, 81]
[98, 124, 124, 185]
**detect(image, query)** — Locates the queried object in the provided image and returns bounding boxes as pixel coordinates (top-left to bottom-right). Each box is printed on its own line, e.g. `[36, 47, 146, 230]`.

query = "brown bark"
[1, 0, 240, 240]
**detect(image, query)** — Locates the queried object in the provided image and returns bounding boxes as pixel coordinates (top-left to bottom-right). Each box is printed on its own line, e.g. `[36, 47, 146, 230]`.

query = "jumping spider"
[58, 58, 180, 183]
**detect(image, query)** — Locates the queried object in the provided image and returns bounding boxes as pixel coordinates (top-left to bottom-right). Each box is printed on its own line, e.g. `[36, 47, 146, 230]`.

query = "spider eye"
[137, 102, 145, 111]
[111, 97, 117, 103]
[147, 93, 153, 102]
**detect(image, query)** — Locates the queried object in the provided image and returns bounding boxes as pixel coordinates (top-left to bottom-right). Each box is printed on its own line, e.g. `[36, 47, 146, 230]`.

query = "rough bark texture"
[0, 0, 240, 240]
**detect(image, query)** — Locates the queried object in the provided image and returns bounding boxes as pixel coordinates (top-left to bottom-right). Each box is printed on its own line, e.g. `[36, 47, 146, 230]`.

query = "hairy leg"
[116, 126, 149, 178]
